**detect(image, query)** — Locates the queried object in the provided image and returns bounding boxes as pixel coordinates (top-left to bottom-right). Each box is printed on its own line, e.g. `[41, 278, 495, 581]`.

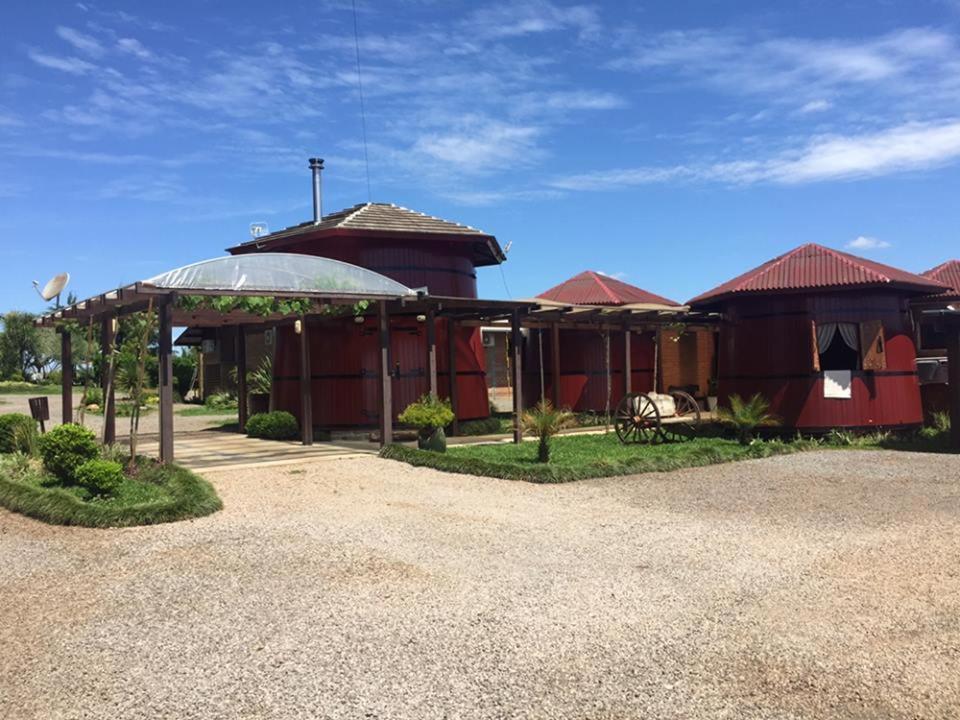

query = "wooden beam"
[949, 326, 960, 449]
[237, 325, 248, 432]
[426, 309, 438, 398]
[158, 302, 174, 464]
[551, 322, 561, 408]
[299, 318, 313, 445]
[378, 301, 393, 447]
[100, 314, 116, 445]
[624, 327, 632, 394]
[511, 310, 523, 444]
[60, 328, 73, 424]
[447, 318, 459, 436]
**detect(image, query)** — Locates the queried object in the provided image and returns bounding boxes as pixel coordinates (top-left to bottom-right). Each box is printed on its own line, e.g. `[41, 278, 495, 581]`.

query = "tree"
[0, 312, 44, 380]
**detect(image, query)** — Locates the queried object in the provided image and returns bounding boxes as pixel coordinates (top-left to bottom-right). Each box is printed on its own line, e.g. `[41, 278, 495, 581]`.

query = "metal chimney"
[308, 157, 324, 223]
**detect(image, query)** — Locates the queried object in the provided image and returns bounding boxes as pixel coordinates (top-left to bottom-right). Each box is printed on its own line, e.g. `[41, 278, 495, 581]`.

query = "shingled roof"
[227, 202, 504, 266]
[688, 243, 949, 307]
[538, 270, 680, 307]
[921, 259, 960, 299]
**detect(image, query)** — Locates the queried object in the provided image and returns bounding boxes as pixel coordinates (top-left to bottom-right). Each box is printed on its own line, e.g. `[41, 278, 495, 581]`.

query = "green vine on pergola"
[175, 295, 371, 318]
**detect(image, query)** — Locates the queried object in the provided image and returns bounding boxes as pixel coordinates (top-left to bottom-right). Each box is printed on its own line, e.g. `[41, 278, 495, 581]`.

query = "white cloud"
[799, 99, 831, 113]
[28, 50, 96, 75]
[55, 26, 104, 56]
[413, 120, 542, 172]
[464, 0, 600, 41]
[116, 37, 153, 60]
[548, 119, 960, 189]
[846, 235, 892, 250]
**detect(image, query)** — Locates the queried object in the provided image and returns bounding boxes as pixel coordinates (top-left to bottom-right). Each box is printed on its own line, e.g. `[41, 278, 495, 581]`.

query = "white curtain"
[816, 322, 859, 353]
[837, 323, 859, 352]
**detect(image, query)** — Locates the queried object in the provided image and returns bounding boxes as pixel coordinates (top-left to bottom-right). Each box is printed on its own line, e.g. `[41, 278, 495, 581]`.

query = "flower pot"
[418, 426, 447, 453]
[249, 393, 270, 415]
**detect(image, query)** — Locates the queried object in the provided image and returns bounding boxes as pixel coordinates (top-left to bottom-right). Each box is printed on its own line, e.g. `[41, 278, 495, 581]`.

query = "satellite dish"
[32, 272, 70, 306]
[250, 222, 269, 240]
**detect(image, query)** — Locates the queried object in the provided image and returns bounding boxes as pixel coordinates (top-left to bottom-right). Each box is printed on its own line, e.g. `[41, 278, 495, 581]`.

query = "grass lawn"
[383, 433, 818, 483]
[0, 383, 63, 395]
[0, 455, 222, 527]
[177, 405, 238, 417]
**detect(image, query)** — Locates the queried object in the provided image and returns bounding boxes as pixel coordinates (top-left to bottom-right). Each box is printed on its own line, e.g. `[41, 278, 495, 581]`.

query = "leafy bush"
[74, 459, 124, 497]
[82, 386, 103, 406]
[205, 391, 238, 410]
[172, 352, 197, 399]
[716, 393, 779, 445]
[520, 400, 575, 463]
[931, 411, 951, 433]
[38, 423, 99, 482]
[0, 413, 38, 455]
[459, 416, 508, 436]
[398, 394, 455, 431]
[246, 411, 299, 440]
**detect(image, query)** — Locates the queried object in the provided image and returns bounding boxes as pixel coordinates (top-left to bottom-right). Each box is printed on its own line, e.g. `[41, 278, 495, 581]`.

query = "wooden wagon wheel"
[660, 390, 702, 442]
[614, 393, 661, 444]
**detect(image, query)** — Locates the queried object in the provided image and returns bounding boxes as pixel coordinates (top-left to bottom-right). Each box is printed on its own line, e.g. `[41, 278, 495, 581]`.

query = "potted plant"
[247, 356, 273, 415]
[707, 378, 719, 413]
[398, 394, 455, 452]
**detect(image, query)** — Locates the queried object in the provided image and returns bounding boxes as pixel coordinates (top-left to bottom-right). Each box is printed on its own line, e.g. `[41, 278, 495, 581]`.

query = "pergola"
[39, 253, 720, 462]
[921, 308, 960, 448]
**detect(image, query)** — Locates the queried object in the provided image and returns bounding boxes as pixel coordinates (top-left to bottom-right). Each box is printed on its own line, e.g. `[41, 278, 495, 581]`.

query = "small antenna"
[250, 222, 269, 240]
[33, 272, 70, 307]
[503, 241, 513, 254]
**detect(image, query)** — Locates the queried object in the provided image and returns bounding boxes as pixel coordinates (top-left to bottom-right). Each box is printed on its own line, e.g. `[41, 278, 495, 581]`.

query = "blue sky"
[3, 0, 960, 312]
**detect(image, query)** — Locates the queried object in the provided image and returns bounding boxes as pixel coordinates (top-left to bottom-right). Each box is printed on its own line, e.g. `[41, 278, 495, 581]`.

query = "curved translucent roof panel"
[142, 253, 417, 297]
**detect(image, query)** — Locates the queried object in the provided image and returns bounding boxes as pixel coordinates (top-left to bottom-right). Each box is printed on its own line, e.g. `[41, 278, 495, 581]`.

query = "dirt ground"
[2, 450, 959, 719]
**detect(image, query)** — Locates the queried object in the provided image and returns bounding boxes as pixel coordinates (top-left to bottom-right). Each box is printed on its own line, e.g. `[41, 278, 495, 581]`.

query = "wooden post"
[551, 322, 561, 408]
[511, 310, 523, 444]
[948, 326, 960, 449]
[447, 318, 459, 436]
[60, 328, 72, 424]
[624, 327, 632, 394]
[158, 302, 174, 464]
[378, 301, 393, 447]
[426, 309, 438, 398]
[237, 325, 248, 433]
[100, 314, 116, 445]
[299, 318, 313, 446]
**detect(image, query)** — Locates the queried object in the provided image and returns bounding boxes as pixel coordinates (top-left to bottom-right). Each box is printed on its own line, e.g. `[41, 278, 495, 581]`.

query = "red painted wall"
[268, 236, 478, 297]
[716, 291, 923, 430]
[522, 329, 656, 411]
[273, 316, 488, 429]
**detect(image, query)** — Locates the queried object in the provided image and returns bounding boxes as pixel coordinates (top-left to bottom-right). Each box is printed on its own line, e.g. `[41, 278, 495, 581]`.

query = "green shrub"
[716, 393, 779, 445]
[82, 386, 103, 406]
[74, 459, 124, 497]
[205, 392, 237, 410]
[398, 394, 455, 430]
[459, 416, 507, 436]
[246, 411, 299, 440]
[931, 411, 951, 433]
[0, 413, 38, 454]
[38, 424, 99, 482]
[520, 400, 575, 463]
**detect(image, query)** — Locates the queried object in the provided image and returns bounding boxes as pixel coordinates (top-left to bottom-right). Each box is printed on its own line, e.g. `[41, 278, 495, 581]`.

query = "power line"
[351, 0, 372, 202]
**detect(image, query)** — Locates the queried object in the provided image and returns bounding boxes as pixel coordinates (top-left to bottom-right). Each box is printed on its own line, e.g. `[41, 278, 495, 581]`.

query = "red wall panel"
[716, 291, 923, 430]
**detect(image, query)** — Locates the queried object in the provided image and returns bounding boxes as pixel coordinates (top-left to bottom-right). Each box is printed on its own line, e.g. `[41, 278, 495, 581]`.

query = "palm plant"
[716, 393, 779, 445]
[520, 400, 575, 463]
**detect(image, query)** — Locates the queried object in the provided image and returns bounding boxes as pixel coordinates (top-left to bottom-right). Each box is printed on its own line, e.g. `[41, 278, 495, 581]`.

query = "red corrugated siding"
[272, 317, 489, 428]
[691, 244, 947, 305]
[716, 291, 924, 429]
[522, 329, 656, 411]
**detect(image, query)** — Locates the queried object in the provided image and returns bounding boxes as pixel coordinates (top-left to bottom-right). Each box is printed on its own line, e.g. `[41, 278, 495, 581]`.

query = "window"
[815, 322, 861, 371]
[919, 321, 948, 352]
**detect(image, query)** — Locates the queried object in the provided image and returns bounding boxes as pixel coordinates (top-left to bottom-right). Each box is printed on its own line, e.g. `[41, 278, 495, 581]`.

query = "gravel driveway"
[2, 450, 959, 719]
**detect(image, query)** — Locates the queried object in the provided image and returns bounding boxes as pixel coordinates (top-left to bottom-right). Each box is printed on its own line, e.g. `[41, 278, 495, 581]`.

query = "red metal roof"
[537, 270, 680, 307]
[921, 259, 960, 297]
[688, 243, 949, 306]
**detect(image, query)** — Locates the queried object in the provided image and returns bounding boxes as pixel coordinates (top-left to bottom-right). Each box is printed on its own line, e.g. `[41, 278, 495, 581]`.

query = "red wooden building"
[688, 243, 948, 431]
[226, 202, 505, 428]
[912, 260, 960, 418]
[520, 271, 701, 412]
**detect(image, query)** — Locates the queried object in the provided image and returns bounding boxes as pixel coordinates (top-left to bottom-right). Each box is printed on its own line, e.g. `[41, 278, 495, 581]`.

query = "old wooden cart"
[613, 391, 702, 443]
